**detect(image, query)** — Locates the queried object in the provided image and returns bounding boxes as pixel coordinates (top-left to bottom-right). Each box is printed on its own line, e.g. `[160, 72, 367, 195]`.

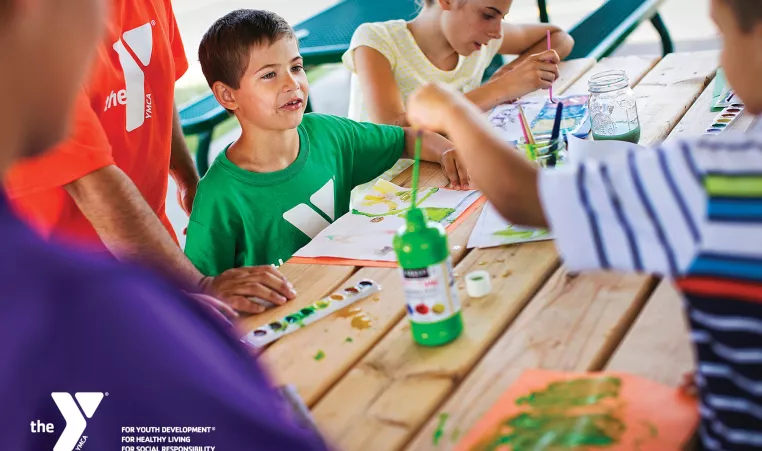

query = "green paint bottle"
[393, 132, 464, 347]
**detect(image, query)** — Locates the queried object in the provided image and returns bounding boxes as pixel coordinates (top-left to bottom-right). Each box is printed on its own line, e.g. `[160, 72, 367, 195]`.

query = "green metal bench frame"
[181, 0, 673, 177]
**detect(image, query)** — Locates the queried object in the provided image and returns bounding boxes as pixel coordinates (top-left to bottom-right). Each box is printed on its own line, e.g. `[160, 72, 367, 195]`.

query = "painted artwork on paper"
[455, 369, 698, 451]
[293, 180, 482, 263]
[488, 101, 544, 144]
[530, 94, 591, 139]
[467, 203, 551, 249]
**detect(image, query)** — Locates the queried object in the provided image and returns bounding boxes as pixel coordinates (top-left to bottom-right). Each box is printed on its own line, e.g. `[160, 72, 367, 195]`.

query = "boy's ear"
[438, 0, 454, 11]
[212, 81, 238, 112]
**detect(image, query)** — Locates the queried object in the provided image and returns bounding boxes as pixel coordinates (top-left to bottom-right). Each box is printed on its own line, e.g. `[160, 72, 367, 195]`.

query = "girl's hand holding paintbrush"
[482, 50, 560, 101]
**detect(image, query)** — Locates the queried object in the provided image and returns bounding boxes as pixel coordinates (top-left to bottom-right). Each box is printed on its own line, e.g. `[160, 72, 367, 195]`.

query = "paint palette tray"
[242, 279, 381, 348]
[704, 103, 745, 135]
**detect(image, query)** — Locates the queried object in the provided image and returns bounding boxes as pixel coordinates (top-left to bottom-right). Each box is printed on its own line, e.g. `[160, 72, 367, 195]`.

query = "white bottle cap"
[466, 270, 492, 298]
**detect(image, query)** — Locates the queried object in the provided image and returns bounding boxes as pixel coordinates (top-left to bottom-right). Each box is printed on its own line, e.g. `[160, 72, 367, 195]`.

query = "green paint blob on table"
[516, 376, 621, 409]
[313, 350, 325, 361]
[433, 413, 449, 446]
[472, 377, 628, 451]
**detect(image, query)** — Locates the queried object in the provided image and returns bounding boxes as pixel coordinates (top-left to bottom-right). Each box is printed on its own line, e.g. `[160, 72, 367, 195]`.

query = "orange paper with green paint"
[455, 369, 698, 451]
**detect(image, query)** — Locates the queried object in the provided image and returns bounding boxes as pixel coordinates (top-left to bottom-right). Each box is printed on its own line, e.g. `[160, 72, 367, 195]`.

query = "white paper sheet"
[295, 180, 481, 261]
[467, 202, 552, 249]
[566, 134, 647, 165]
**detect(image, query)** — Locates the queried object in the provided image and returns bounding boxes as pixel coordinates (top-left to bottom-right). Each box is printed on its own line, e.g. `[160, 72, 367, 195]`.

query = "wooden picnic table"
[237, 50, 753, 451]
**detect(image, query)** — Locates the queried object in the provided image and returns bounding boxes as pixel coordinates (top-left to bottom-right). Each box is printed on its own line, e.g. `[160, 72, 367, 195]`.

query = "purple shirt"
[0, 193, 327, 450]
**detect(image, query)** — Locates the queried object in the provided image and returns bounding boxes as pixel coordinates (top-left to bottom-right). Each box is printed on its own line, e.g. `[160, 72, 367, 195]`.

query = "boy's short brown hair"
[199, 9, 295, 89]
[724, 0, 762, 32]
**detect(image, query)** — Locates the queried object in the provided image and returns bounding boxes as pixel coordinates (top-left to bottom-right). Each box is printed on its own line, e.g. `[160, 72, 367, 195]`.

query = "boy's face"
[231, 37, 309, 130]
[712, 0, 762, 114]
[441, 0, 512, 56]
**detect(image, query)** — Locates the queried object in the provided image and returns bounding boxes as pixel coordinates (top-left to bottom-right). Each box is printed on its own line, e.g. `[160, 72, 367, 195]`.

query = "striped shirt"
[539, 122, 762, 451]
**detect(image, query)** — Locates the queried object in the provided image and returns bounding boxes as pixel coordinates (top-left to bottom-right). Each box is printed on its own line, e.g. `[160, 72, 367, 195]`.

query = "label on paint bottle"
[400, 257, 461, 324]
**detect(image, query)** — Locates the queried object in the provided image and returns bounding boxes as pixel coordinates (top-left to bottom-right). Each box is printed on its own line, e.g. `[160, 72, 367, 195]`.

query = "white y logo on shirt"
[107, 22, 154, 132]
[283, 179, 336, 238]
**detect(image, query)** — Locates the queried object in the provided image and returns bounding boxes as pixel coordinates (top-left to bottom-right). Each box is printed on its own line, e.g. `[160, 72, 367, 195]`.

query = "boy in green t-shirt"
[186, 9, 468, 275]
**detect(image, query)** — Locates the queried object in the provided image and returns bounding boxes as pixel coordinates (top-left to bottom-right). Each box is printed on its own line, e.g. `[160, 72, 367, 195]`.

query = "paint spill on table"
[433, 413, 449, 446]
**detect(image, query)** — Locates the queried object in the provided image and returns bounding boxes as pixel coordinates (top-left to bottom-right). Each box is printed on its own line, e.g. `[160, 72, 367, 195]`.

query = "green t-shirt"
[185, 113, 405, 275]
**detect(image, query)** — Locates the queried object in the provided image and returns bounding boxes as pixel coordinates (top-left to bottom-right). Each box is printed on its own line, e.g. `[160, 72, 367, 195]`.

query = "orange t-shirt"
[3, 0, 188, 250]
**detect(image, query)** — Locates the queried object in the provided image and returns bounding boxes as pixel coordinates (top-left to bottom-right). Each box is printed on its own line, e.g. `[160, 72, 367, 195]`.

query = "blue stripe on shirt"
[657, 146, 701, 242]
[691, 253, 762, 282]
[576, 164, 609, 269]
[709, 198, 762, 222]
[600, 165, 642, 270]
[681, 140, 704, 182]
[628, 150, 679, 275]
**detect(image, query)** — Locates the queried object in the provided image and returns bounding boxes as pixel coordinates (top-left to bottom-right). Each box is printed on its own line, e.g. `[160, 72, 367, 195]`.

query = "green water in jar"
[592, 122, 641, 144]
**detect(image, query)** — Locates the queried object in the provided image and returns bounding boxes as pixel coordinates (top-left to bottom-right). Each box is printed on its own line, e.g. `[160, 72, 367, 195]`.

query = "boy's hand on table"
[439, 148, 470, 190]
[202, 266, 297, 314]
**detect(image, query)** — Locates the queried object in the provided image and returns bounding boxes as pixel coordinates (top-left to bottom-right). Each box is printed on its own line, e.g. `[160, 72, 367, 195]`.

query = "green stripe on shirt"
[705, 174, 762, 197]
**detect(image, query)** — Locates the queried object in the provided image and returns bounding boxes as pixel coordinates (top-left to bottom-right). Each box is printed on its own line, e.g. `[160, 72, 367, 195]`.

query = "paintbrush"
[547, 101, 564, 167]
[547, 30, 555, 104]
[412, 130, 423, 202]
[517, 104, 535, 145]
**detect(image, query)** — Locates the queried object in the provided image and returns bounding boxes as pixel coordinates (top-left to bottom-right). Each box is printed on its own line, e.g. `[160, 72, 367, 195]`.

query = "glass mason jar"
[588, 70, 641, 144]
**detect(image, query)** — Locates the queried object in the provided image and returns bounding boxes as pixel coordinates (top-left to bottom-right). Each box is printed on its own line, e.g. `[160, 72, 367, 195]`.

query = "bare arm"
[498, 23, 574, 69]
[407, 84, 547, 226]
[65, 165, 206, 286]
[65, 166, 297, 313]
[169, 103, 200, 216]
[352, 46, 409, 126]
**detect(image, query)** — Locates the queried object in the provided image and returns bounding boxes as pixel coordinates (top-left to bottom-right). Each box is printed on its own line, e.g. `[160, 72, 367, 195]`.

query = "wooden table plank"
[407, 269, 655, 451]
[409, 52, 720, 451]
[605, 280, 695, 387]
[565, 54, 661, 95]
[634, 50, 719, 146]
[312, 244, 560, 451]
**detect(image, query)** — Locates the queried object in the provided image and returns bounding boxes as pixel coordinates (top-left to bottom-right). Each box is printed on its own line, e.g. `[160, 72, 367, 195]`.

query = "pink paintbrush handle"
[547, 30, 553, 102]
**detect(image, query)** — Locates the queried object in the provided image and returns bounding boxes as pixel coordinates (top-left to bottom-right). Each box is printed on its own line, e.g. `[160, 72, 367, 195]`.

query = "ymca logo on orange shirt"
[105, 22, 155, 132]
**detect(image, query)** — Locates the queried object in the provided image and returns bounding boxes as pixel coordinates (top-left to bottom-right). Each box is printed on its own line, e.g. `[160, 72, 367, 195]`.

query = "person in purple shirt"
[0, 0, 327, 450]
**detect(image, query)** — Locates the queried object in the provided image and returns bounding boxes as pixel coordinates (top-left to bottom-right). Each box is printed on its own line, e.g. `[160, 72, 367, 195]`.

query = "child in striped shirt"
[405, 1, 762, 449]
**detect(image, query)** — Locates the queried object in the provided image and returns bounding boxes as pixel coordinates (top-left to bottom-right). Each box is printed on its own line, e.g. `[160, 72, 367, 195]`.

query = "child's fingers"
[537, 63, 559, 81]
[442, 156, 461, 190]
[534, 49, 560, 64]
[455, 158, 469, 190]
